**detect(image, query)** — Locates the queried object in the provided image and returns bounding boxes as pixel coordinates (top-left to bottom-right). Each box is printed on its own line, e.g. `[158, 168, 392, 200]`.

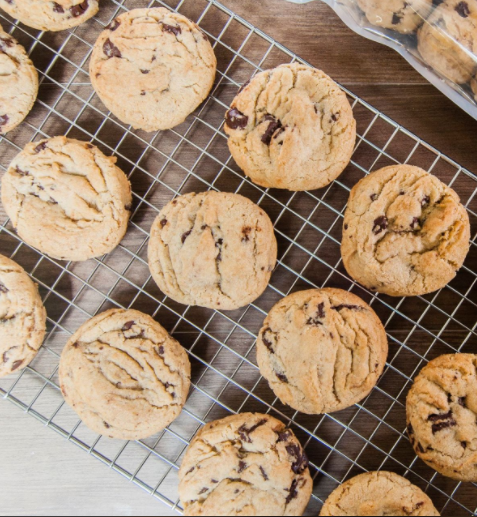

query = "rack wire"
[0, 0, 476, 515]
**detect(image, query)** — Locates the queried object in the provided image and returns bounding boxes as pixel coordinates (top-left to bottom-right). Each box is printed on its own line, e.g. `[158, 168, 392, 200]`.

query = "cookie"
[342, 165, 470, 297]
[90, 8, 217, 132]
[178, 413, 312, 516]
[407, 354, 477, 482]
[0, 254, 46, 378]
[224, 63, 356, 191]
[0, 0, 98, 32]
[319, 471, 440, 516]
[148, 192, 277, 311]
[418, 0, 477, 84]
[257, 288, 388, 415]
[1, 136, 132, 262]
[59, 308, 191, 440]
[357, 0, 432, 34]
[0, 24, 39, 134]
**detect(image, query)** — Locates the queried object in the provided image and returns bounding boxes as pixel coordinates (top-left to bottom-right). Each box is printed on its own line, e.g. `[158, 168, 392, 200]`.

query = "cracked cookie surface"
[224, 63, 356, 192]
[59, 308, 191, 440]
[178, 412, 312, 516]
[357, 0, 432, 34]
[319, 471, 440, 516]
[90, 7, 217, 132]
[0, 254, 46, 378]
[418, 0, 477, 84]
[342, 165, 470, 297]
[0, 0, 98, 32]
[148, 192, 277, 311]
[1, 136, 132, 262]
[0, 24, 38, 134]
[407, 354, 477, 482]
[257, 289, 388, 415]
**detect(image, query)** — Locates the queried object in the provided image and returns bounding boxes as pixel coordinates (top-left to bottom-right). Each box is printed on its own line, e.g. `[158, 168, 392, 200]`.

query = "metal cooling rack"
[1, 0, 476, 515]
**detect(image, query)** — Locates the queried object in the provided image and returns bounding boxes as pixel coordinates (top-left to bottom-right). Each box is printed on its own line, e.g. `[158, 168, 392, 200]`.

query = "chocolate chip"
[462, 441, 467, 449]
[262, 329, 274, 354]
[158, 345, 165, 355]
[141, 69, 150, 74]
[344, 224, 349, 230]
[237, 461, 247, 473]
[72, 342, 79, 348]
[201, 224, 207, 230]
[428, 410, 457, 433]
[34, 142, 48, 154]
[211, 479, 218, 483]
[432, 420, 457, 433]
[259, 466, 268, 480]
[103, 39, 121, 59]
[241, 226, 252, 242]
[276, 372, 288, 383]
[411, 217, 420, 229]
[0, 114, 9, 127]
[428, 409, 453, 422]
[160, 218, 168, 228]
[238, 80, 250, 94]
[238, 418, 268, 443]
[286, 444, 309, 474]
[370, 194, 378, 202]
[455, 1, 470, 17]
[421, 195, 430, 207]
[373, 216, 388, 235]
[0, 282, 9, 294]
[12, 360, 23, 371]
[234, 489, 239, 494]
[122, 321, 135, 331]
[285, 479, 299, 505]
[107, 18, 120, 31]
[458, 397, 467, 407]
[162, 23, 182, 36]
[181, 230, 192, 244]
[307, 302, 325, 326]
[277, 430, 291, 442]
[225, 108, 248, 130]
[52, 2, 65, 13]
[392, 13, 402, 25]
[261, 115, 283, 146]
[198, 487, 208, 495]
[104, 421, 110, 429]
[186, 467, 195, 475]
[331, 113, 340, 122]
[70, 0, 89, 17]
[216, 238, 223, 247]
[332, 304, 364, 312]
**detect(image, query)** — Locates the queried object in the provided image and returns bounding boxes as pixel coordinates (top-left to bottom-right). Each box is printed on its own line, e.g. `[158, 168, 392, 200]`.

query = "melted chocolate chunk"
[242, 226, 252, 242]
[198, 487, 208, 495]
[160, 218, 168, 228]
[181, 230, 192, 244]
[216, 238, 223, 247]
[286, 444, 309, 474]
[162, 23, 182, 36]
[373, 216, 388, 235]
[103, 39, 122, 59]
[331, 113, 340, 122]
[285, 479, 299, 505]
[462, 441, 467, 449]
[53, 2, 65, 13]
[261, 329, 274, 353]
[0, 114, 9, 127]
[141, 69, 150, 74]
[211, 479, 218, 483]
[455, 1, 470, 17]
[432, 420, 457, 433]
[238, 418, 268, 443]
[225, 108, 248, 130]
[277, 430, 291, 442]
[237, 461, 247, 473]
[370, 194, 378, 202]
[259, 466, 268, 480]
[12, 360, 23, 371]
[428, 409, 453, 422]
[122, 321, 135, 331]
[70, 0, 89, 17]
[0, 282, 9, 294]
[307, 302, 325, 326]
[107, 18, 120, 31]
[332, 304, 363, 312]
[428, 410, 457, 433]
[458, 397, 467, 407]
[185, 467, 194, 475]
[276, 372, 288, 383]
[34, 142, 48, 154]
[261, 115, 282, 146]
[157, 345, 165, 355]
[392, 13, 402, 25]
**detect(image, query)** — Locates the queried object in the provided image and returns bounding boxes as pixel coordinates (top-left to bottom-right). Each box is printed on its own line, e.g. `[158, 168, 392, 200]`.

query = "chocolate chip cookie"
[59, 308, 191, 440]
[342, 165, 471, 297]
[358, 0, 433, 34]
[257, 289, 388, 415]
[148, 192, 277, 311]
[320, 471, 440, 516]
[224, 63, 356, 191]
[0, 0, 98, 32]
[418, 0, 477, 84]
[90, 8, 216, 132]
[0, 254, 46, 378]
[0, 24, 38, 134]
[407, 354, 477, 482]
[1, 136, 132, 262]
[178, 413, 312, 516]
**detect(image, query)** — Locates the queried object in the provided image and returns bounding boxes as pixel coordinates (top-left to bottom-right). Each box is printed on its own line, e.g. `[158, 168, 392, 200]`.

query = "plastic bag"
[284, 0, 477, 121]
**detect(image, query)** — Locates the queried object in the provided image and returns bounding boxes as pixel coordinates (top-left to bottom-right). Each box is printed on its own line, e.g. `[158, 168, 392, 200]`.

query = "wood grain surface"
[0, 0, 476, 516]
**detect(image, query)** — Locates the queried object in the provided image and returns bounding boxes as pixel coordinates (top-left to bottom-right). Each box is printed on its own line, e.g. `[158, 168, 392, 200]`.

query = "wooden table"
[1, 1, 476, 515]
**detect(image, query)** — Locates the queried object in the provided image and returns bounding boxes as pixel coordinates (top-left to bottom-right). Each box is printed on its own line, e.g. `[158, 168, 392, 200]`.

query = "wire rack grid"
[0, 0, 476, 515]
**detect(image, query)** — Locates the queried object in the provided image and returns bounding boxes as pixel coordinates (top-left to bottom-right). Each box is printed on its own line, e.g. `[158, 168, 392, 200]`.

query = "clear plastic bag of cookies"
[284, 0, 477, 121]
